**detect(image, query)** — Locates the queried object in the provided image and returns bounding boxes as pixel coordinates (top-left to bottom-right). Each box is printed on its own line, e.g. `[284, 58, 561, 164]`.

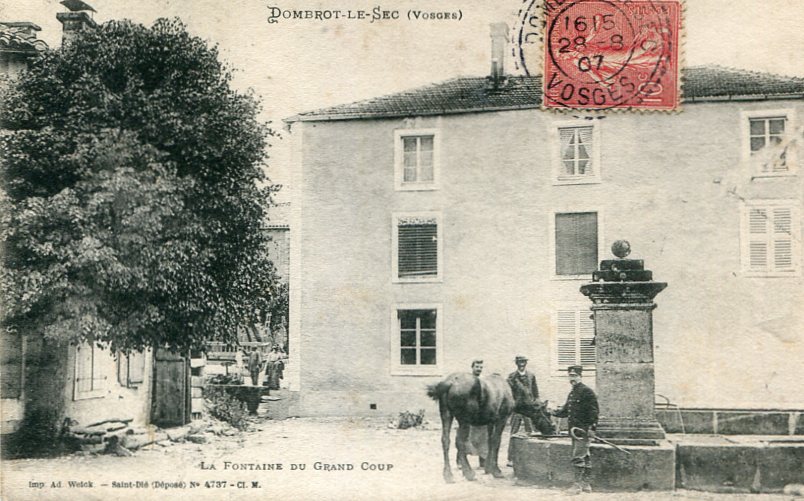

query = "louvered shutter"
[117, 352, 128, 386]
[747, 208, 769, 271]
[556, 310, 577, 366]
[555, 212, 598, 276]
[772, 207, 793, 270]
[579, 312, 596, 366]
[76, 343, 95, 393]
[398, 222, 438, 277]
[555, 308, 596, 371]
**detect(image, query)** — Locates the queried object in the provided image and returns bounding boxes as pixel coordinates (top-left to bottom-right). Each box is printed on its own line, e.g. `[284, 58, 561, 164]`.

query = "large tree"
[1, 18, 280, 446]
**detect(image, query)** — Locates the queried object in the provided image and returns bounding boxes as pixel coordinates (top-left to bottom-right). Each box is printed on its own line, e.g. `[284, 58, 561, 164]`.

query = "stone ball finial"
[611, 240, 631, 258]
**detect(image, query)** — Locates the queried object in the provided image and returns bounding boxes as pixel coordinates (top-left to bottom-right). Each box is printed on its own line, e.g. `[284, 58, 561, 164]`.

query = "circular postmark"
[515, 0, 681, 110]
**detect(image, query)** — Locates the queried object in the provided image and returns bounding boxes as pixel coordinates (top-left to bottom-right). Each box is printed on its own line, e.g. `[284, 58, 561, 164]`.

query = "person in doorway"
[265, 345, 285, 390]
[552, 365, 599, 494]
[247, 345, 263, 386]
[463, 359, 488, 470]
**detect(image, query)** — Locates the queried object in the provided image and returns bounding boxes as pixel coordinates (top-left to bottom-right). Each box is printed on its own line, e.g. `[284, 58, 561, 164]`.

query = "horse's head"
[533, 400, 556, 436]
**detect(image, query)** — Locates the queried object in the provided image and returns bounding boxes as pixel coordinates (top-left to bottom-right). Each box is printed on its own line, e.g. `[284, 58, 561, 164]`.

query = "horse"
[426, 373, 556, 483]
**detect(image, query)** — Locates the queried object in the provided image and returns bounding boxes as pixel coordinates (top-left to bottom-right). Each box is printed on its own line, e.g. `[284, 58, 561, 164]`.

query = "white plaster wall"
[293, 99, 804, 415]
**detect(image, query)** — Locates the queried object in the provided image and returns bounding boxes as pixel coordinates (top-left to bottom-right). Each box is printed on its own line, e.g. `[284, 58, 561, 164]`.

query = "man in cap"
[552, 365, 599, 494]
[506, 355, 540, 465]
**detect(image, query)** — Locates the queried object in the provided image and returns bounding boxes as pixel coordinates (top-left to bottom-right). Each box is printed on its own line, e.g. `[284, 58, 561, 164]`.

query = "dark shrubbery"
[204, 387, 248, 430]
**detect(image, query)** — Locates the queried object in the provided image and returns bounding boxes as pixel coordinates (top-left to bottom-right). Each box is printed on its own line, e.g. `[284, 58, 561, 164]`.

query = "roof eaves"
[288, 103, 544, 123]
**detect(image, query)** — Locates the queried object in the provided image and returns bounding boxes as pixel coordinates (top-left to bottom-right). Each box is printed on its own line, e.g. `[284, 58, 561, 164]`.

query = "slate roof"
[289, 66, 804, 122]
[0, 23, 48, 54]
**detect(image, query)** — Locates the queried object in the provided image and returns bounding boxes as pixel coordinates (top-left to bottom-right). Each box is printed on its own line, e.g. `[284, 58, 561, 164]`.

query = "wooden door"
[151, 348, 190, 427]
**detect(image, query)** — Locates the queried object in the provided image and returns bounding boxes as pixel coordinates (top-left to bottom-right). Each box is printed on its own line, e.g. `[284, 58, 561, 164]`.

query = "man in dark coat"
[552, 365, 599, 494]
[506, 355, 540, 464]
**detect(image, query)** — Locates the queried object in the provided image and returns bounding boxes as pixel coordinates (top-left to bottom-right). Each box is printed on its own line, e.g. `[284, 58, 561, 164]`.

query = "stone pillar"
[580, 240, 667, 442]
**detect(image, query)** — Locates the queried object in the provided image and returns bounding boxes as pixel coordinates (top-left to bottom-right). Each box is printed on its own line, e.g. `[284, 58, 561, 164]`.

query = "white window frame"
[739, 199, 800, 277]
[392, 211, 443, 283]
[551, 302, 597, 375]
[551, 120, 602, 185]
[73, 341, 107, 400]
[549, 209, 605, 280]
[394, 128, 440, 191]
[740, 109, 798, 177]
[390, 303, 444, 376]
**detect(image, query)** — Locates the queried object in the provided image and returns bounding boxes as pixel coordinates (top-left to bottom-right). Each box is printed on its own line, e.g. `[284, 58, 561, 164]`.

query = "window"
[391, 304, 443, 375]
[74, 341, 106, 400]
[392, 212, 442, 282]
[553, 211, 599, 277]
[1, 330, 23, 399]
[554, 305, 596, 373]
[741, 201, 800, 276]
[553, 122, 601, 184]
[742, 110, 797, 175]
[394, 129, 439, 190]
[117, 351, 146, 388]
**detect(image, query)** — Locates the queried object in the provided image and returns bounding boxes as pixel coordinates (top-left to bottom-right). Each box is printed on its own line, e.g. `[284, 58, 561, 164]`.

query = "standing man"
[552, 365, 599, 494]
[247, 345, 263, 386]
[506, 355, 540, 465]
[465, 359, 488, 469]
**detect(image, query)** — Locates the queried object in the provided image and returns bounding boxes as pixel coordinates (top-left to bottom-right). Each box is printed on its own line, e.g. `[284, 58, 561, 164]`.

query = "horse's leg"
[440, 402, 454, 483]
[485, 416, 507, 478]
[456, 422, 475, 481]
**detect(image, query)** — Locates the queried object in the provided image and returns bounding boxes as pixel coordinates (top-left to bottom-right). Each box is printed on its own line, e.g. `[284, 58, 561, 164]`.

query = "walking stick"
[570, 427, 631, 455]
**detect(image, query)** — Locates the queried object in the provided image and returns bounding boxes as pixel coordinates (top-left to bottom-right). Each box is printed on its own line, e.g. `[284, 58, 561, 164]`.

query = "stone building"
[285, 34, 803, 418]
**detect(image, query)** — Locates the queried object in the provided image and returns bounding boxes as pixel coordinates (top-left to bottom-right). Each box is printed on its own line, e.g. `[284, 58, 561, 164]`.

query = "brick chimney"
[56, 0, 97, 46]
[489, 23, 509, 80]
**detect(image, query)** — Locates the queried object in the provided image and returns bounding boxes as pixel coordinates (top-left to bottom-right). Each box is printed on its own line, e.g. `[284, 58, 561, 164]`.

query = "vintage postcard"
[1, 0, 803, 500]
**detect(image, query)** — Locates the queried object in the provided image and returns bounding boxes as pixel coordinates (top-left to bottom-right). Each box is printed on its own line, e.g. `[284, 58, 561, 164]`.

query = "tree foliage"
[1, 19, 280, 353]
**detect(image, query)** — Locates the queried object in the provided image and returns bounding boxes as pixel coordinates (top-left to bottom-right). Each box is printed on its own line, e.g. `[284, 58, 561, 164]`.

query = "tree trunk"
[16, 336, 71, 456]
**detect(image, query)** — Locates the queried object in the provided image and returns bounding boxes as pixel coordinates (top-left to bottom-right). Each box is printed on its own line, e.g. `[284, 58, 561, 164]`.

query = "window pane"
[420, 136, 434, 152]
[401, 348, 417, 365]
[404, 166, 417, 182]
[577, 160, 589, 175]
[419, 309, 436, 329]
[750, 137, 765, 152]
[555, 212, 598, 275]
[578, 145, 589, 160]
[398, 310, 417, 330]
[420, 164, 434, 182]
[420, 330, 436, 347]
[420, 349, 437, 365]
[749, 119, 765, 135]
[403, 137, 417, 152]
[400, 330, 416, 347]
[563, 160, 576, 175]
[769, 119, 785, 135]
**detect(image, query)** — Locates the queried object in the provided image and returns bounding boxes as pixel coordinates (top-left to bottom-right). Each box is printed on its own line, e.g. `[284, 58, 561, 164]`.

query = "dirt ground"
[1, 416, 799, 501]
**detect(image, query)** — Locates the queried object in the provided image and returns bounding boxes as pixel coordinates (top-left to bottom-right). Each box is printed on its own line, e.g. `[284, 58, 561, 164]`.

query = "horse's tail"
[426, 379, 451, 401]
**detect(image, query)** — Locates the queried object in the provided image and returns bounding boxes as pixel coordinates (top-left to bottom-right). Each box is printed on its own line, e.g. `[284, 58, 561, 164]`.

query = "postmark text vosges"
[541, 0, 681, 110]
[267, 5, 462, 24]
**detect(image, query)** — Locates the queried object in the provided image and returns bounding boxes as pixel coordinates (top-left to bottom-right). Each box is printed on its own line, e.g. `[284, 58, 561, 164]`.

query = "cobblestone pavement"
[1, 417, 798, 501]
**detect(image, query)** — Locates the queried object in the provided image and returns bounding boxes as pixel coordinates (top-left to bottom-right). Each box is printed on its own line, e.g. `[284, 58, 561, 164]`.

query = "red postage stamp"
[542, 0, 681, 110]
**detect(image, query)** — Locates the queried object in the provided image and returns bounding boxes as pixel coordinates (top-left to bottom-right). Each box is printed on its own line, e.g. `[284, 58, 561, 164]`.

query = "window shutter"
[556, 310, 578, 366]
[117, 352, 128, 386]
[747, 208, 769, 271]
[772, 208, 793, 270]
[579, 312, 596, 366]
[555, 212, 598, 275]
[556, 308, 596, 371]
[398, 222, 438, 277]
[75, 343, 94, 393]
[128, 351, 145, 384]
